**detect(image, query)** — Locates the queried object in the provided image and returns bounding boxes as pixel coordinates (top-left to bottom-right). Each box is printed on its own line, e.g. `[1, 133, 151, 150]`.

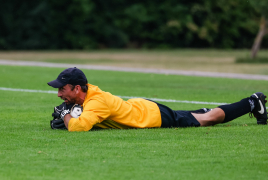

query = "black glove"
[50, 102, 74, 130]
[60, 108, 71, 120]
[52, 103, 72, 119]
[50, 119, 67, 130]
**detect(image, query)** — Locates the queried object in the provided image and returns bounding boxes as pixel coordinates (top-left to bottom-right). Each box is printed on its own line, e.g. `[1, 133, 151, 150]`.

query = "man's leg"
[192, 92, 267, 126]
[192, 108, 225, 126]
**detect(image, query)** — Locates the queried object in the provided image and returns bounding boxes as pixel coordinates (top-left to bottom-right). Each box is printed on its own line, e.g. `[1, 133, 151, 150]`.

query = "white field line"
[3, 87, 268, 109]
[0, 87, 227, 106]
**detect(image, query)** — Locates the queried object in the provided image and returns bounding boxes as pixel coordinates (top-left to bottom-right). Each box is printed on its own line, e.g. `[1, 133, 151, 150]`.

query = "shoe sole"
[252, 93, 267, 125]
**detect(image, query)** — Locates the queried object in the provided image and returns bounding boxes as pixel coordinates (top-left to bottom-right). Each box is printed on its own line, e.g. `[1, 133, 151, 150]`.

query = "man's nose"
[58, 90, 62, 97]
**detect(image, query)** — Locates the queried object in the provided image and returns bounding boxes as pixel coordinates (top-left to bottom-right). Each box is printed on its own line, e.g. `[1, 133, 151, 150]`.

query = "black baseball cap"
[47, 67, 88, 88]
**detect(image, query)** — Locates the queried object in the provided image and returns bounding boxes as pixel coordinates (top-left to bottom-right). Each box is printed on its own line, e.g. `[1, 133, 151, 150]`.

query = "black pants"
[150, 100, 202, 128]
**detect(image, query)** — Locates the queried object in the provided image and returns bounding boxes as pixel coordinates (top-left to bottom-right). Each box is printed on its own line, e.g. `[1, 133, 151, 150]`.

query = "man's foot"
[250, 92, 267, 125]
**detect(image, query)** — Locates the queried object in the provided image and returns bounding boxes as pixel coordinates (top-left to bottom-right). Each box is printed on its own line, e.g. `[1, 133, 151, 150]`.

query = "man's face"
[58, 84, 77, 104]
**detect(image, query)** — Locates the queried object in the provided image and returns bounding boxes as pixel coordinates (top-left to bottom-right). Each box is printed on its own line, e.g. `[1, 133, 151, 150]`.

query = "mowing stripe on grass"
[1, 59, 268, 80]
[0, 87, 227, 105]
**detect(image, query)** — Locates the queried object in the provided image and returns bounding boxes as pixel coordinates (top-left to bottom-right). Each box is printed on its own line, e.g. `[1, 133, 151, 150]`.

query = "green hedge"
[0, 0, 266, 49]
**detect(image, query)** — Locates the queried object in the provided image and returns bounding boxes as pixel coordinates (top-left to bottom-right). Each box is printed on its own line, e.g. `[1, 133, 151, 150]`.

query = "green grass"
[0, 65, 268, 180]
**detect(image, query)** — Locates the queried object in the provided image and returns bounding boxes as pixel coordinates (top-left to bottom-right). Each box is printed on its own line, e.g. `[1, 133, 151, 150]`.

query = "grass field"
[1, 49, 268, 75]
[1, 65, 268, 180]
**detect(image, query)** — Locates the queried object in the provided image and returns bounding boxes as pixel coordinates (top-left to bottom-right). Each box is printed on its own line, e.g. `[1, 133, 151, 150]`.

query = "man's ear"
[75, 85, 81, 94]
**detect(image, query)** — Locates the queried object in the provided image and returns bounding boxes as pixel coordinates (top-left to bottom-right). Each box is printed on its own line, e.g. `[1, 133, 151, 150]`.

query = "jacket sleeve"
[68, 99, 110, 132]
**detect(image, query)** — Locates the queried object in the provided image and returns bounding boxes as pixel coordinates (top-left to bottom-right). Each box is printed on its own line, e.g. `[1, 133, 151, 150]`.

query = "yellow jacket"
[68, 84, 162, 131]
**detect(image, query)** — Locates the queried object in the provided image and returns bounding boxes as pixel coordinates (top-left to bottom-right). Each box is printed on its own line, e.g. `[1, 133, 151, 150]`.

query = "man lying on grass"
[48, 67, 267, 131]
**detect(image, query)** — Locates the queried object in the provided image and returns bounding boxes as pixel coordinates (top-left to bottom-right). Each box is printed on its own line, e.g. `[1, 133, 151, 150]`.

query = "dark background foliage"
[0, 0, 266, 49]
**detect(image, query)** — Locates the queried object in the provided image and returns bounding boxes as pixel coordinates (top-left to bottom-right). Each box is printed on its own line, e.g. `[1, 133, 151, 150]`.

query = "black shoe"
[250, 92, 267, 125]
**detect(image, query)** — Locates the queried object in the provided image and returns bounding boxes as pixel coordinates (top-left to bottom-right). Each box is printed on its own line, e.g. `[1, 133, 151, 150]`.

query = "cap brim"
[47, 79, 66, 88]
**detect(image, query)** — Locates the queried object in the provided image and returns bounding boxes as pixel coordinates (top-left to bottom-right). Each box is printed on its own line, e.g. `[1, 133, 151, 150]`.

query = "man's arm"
[63, 114, 72, 129]
[66, 100, 111, 132]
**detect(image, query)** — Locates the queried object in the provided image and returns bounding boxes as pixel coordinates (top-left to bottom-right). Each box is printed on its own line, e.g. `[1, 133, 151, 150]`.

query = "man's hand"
[52, 102, 72, 119]
[50, 102, 74, 130]
[50, 119, 67, 130]
[50, 103, 83, 130]
[60, 109, 70, 120]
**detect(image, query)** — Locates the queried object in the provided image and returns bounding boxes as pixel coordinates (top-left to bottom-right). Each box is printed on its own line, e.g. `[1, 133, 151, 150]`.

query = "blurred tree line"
[249, 0, 268, 59]
[0, 0, 267, 50]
